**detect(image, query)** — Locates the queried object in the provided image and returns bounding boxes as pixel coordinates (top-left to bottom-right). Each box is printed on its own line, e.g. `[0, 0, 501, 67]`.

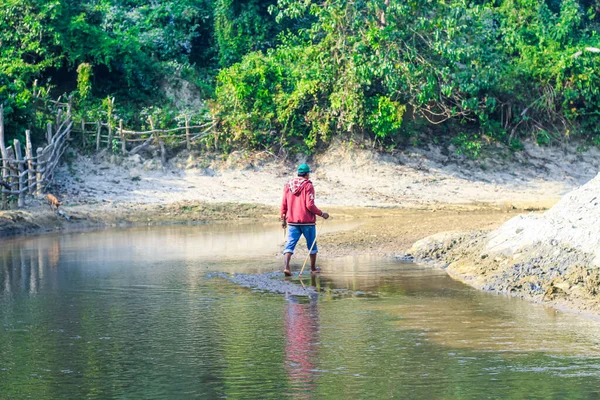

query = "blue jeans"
[284, 225, 318, 255]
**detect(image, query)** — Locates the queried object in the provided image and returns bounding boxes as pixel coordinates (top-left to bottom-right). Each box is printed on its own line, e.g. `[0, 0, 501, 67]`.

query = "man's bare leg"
[310, 254, 320, 273]
[284, 253, 293, 276]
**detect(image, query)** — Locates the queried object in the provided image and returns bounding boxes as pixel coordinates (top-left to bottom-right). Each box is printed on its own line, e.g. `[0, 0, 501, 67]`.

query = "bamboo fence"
[72, 114, 215, 161]
[0, 104, 72, 210]
[1, 99, 215, 209]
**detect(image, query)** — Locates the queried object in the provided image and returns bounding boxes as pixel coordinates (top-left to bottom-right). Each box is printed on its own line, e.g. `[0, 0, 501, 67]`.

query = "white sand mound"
[485, 172, 600, 266]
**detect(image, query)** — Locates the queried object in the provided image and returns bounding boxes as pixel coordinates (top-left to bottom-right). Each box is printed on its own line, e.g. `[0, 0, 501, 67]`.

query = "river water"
[2, 223, 600, 399]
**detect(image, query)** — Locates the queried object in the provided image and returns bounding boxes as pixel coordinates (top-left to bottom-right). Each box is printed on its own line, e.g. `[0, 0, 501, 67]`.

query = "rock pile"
[410, 172, 600, 313]
[485, 172, 600, 267]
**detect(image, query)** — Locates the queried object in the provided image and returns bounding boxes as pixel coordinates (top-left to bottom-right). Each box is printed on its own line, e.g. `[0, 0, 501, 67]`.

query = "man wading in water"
[281, 164, 329, 276]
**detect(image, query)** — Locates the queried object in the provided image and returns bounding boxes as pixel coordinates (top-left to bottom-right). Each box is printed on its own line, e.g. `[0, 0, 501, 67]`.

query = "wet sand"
[319, 207, 520, 257]
[1, 201, 520, 259]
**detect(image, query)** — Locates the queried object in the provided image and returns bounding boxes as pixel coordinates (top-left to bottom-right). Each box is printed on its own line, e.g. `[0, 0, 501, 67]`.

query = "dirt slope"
[410, 172, 600, 314]
[46, 140, 598, 210]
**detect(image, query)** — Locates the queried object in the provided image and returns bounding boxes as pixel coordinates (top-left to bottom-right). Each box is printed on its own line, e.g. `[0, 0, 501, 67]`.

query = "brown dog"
[46, 193, 61, 211]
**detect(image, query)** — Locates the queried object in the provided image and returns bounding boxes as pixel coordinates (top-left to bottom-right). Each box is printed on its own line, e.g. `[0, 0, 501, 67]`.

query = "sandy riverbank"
[50, 140, 597, 209]
[0, 197, 519, 256]
[3, 139, 585, 240]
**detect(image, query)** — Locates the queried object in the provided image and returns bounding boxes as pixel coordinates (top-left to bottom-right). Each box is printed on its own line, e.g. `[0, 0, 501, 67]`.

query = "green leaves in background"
[215, 0, 600, 155]
[2, 0, 600, 155]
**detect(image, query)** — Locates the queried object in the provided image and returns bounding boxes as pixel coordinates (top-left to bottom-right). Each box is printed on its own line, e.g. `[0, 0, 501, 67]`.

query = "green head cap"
[297, 163, 311, 174]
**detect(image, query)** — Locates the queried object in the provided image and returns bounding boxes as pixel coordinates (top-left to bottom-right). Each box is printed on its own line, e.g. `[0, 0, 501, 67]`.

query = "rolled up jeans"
[284, 225, 318, 255]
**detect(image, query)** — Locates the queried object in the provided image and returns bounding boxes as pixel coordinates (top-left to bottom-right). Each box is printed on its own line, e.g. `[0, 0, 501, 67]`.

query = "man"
[281, 163, 329, 276]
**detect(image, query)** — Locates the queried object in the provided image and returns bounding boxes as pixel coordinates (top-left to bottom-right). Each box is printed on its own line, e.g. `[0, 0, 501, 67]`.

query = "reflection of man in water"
[281, 164, 329, 276]
[284, 291, 320, 397]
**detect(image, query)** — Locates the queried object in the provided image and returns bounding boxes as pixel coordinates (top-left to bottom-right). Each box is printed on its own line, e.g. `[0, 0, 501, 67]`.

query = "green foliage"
[509, 138, 525, 152]
[0, 0, 218, 145]
[101, 97, 115, 126]
[496, 0, 600, 138]
[214, 0, 600, 155]
[0, 0, 62, 143]
[76, 63, 92, 101]
[111, 138, 120, 154]
[452, 133, 483, 159]
[367, 97, 406, 140]
[214, 51, 281, 148]
[3, 0, 600, 157]
[536, 130, 552, 146]
[214, 0, 280, 67]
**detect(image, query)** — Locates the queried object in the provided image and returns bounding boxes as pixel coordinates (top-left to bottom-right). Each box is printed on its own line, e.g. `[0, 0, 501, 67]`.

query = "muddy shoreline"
[0, 201, 519, 253]
[406, 172, 600, 317]
[0, 201, 275, 238]
[409, 231, 600, 318]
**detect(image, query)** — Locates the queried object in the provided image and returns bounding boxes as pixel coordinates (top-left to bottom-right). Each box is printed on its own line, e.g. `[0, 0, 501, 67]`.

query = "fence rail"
[1, 104, 72, 209]
[1, 100, 215, 209]
[72, 116, 215, 156]
[71, 114, 215, 167]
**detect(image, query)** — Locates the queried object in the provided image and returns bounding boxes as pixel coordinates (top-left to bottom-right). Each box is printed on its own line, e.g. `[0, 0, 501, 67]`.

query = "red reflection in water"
[284, 286, 320, 398]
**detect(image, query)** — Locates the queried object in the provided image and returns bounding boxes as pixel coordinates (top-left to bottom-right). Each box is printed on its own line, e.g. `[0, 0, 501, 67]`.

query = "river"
[1, 223, 600, 399]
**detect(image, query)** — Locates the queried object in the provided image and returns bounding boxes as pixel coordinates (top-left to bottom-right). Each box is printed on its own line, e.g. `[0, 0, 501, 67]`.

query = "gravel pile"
[410, 172, 600, 312]
[485, 172, 600, 266]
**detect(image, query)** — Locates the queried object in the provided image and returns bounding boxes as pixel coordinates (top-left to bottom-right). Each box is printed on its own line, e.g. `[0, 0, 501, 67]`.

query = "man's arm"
[305, 183, 327, 218]
[281, 185, 288, 226]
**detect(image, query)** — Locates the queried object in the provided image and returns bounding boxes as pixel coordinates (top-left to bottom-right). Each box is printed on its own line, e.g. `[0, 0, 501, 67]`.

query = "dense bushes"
[0, 0, 275, 145]
[214, 0, 600, 155]
[2, 0, 600, 156]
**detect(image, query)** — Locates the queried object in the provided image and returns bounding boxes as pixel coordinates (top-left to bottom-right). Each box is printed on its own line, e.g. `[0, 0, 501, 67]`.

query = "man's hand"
[322, 212, 330, 220]
[280, 215, 287, 228]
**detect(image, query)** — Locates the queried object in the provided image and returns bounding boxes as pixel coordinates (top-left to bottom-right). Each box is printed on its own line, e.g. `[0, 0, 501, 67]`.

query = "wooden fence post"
[66, 99, 72, 141]
[56, 109, 63, 132]
[25, 130, 35, 195]
[149, 117, 166, 165]
[107, 122, 113, 150]
[81, 118, 86, 147]
[120, 119, 126, 155]
[0, 105, 8, 209]
[7, 147, 15, 209]
[14, 140, 25, 208]
[36, 147, 45, 195]
[185, 116, 191, 151]
[46, 122, 53, 144]
[96, 121, 101, 151]
[159, 139, 166, 165]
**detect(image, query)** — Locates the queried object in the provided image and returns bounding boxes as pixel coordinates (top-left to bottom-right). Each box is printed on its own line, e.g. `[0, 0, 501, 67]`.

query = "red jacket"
[281, 178, 324, 225]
